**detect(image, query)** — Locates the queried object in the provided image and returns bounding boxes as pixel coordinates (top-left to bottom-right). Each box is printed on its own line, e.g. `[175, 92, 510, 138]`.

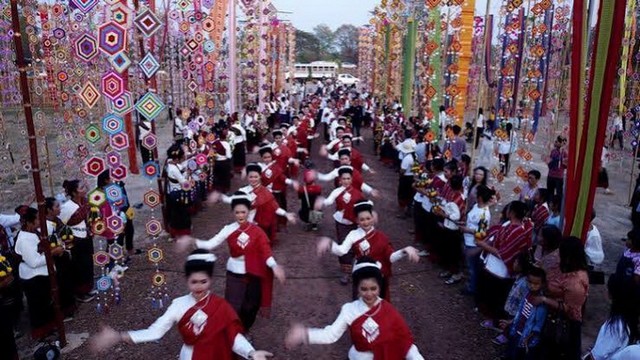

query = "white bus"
[291, 61, 338, 79]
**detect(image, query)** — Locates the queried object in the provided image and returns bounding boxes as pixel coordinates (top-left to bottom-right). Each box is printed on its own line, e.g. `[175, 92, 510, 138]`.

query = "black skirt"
[70, 236, 94, 295]
[224, 272, 262, 331]
[22, 275, 56, 339]
[54, 253, 76, 316]
[397, 175, 416, 205]
[597, 168, 609, 188]
[213, 159, 232, 193]
[232, 142, 246, 169]
[167, 190, 192, 233]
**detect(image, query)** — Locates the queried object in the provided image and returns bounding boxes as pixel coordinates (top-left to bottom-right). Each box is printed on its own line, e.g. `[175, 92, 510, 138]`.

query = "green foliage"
[296, 23, 360, 64]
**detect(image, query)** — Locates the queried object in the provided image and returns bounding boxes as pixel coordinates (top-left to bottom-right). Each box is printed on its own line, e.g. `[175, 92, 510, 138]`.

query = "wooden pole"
[9, 0, 66, 346]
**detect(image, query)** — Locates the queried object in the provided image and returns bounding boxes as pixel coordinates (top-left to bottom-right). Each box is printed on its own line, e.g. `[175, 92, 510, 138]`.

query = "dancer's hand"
[290, 180, 300, 192]
[319, 145, 328, 157]
[249, 350, 274, 360]
[285, 323, 308, 349]
[207, 191, 222, 204]
[285, 212, 297, 224]
[90, 325, 122, 353]
[403, 246, 420, 263]
[273, 265, 286, 284]
[313, 197, 325, 211]
[176, 235, 196, 253]
[316, 236, 332, 256]
[370, 189, 382, 199]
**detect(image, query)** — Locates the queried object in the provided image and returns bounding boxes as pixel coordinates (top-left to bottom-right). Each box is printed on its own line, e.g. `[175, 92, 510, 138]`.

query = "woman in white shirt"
[178, 193, 286, 332]
[165, 144, 192, 238]
[588, 275, 637, 360]
[497, 123, 517, 176]
[285, 258, 424, 359]
[15, 207, 65, 339]
[90, 250, 273, 360]
[458, 185, 494, 295]
[60, 179, 95, 302]
[397, 139, 417, 218]
[475, 108, 485, 149]
[44, 197, 76, 318]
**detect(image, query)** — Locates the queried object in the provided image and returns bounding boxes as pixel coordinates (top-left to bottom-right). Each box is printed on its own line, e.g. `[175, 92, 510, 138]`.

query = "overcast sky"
[271, 0, 503, 32]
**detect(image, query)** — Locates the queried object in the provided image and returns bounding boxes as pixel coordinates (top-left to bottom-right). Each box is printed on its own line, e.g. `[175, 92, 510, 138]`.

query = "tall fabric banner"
[564, 0, 628, 239]
[402, 18, 417, 116]
[619, 0, 636, 113]
[456, 0, 476, 121]
[484, 15, 493, 84]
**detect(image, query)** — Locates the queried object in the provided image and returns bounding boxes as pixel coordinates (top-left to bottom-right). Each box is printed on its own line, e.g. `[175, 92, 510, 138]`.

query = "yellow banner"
[456, 0, 476, 124]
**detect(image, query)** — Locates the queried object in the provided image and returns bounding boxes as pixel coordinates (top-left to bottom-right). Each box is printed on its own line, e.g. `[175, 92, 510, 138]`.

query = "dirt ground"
[6, 115, 635, 359]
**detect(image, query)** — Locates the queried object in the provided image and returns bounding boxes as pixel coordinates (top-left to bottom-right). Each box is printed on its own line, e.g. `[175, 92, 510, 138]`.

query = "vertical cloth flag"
[564, 0, 628, 239]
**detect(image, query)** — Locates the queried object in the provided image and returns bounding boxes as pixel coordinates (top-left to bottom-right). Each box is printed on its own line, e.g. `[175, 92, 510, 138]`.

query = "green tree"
[295, 30, 321, 63]
[334, 24, 359, 64]
[313, 24, 336, 59]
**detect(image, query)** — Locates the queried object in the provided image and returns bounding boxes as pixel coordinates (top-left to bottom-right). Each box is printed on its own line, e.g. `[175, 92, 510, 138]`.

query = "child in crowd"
[530, 189, 549, 240]
[503, 266, 548, 360]
[519, 170, 541, 211]
[546, 195, 561, 229]
[585, 210, 604, 267]
[493, 252, 533, 345]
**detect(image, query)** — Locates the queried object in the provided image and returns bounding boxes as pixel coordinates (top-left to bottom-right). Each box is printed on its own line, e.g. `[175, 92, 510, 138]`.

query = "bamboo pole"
[9, 0, 66, 346]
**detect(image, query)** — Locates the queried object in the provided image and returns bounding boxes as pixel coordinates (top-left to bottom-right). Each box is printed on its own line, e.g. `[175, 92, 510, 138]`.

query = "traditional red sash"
[226, 224, 275, 311]
[350, 148, 364, 172]
[261, 162, 287, 192]
[350, 301, 414, 360]
[352, 230, 394, 279]
[177, 294, 244, 360]
[335, 187, 363, 223]
[251, 186, 279, 229]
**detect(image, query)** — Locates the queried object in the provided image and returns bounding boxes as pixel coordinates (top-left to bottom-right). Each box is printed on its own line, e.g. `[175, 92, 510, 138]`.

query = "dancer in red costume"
[317, 200, 420, 301]
[315, 167, 372, 284]
[90, 250, 274, 360]
[285, 258, 425, 359]
[178, 193, 286, 330]
[210, 163, 296, 244]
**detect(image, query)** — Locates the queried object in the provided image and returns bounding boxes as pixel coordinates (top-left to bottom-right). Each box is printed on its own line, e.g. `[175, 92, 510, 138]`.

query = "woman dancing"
[178, 193, 286, 331]
[285, 257, 425, 359]
[90, 249, 273, 360]
[317, 200, 420, 300]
